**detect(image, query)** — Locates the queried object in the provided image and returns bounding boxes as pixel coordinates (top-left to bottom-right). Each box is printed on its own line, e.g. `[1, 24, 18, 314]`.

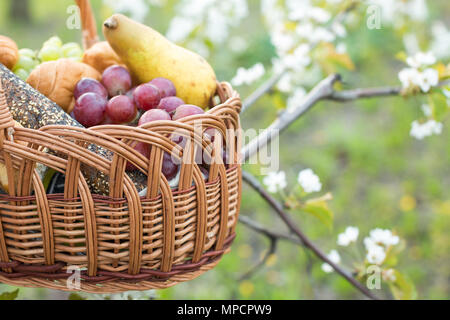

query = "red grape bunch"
[72, 65, 229, 185]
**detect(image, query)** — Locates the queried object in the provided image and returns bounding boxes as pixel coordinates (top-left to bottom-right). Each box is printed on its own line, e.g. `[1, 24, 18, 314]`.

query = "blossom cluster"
[166, 0, 249, 57]
[365, 0, 428, 28]
[322, 227, 400, 274]
[398, 52, 438, 93]
[261, 0, 347, 96]
[231, 63, 265, 87]
[263, 168, 322, 194]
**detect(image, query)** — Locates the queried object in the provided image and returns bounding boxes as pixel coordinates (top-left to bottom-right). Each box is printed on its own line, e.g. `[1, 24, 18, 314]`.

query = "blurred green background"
[0, 0, 449, 300]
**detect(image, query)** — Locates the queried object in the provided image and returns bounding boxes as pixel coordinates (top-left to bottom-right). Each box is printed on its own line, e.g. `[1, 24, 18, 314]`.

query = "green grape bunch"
[12, 36, 84, 81]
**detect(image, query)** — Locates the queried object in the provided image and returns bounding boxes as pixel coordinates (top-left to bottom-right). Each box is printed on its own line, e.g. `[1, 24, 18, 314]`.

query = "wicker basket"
[0, 0, 241, 293]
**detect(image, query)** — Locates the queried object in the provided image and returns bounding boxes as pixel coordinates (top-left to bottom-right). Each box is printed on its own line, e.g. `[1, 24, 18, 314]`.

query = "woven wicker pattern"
[0, 0, 242, 292]
[0, 75, 242, 292]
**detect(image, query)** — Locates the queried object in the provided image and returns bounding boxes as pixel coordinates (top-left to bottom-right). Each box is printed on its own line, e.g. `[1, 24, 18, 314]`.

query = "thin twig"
[241, 72, 285, 113]
[239, 215, 303, 245]
[242, 74, 341, 162]
[238, 237, 278, 281]
[241, 170, 379, 300]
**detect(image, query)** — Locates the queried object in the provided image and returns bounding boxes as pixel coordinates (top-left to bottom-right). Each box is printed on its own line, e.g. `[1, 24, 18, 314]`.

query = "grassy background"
[0, 0, 449, 299]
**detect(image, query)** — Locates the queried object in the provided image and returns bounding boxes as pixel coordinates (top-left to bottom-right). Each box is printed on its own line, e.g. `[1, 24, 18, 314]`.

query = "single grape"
[14, 55, 38, 71]
[149, 77, 176, 98]
[62, 42, 83, 59]
[134, 84, 161, 111]
[73, 92, 107, 127]
[162, 152, 179, 180]
[14, 68, 29, 81]
[74, 78, 108, 100]
[38, 45, 61, 62]
[43, 36, 63, 48]
[158, 96, 184, 115]
[126, 142, 149, 171]
[18, 48, 37, 59]
[138, 109, 171, 126]
[172, 104, 205, 121]
[101, 65, 132, 97]
[106, 95, 137, 124]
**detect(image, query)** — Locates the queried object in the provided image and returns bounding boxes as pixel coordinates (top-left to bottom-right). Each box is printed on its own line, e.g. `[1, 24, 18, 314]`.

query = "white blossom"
[263, 171, 287, 193]
[367, 228, 400, 247]
[410, 119, 443, 140]
[297, 168, 322, 193]
[103, 0, 150, 22]
[282, 44, 311, 72]
[166, 0, 248, 46]
[406, 52, 436, 69]
[231, 63, 265, 86]
[368, 0, 428, 24]
[366, 244, 386, 265]
[417, 68, 439, 93]
[277, 73, 293, 93]
[398, 67, 421, 90]
[336, 43, 347, 54]
[166, 17, 197, 43]
[332, 23, 347, 38]
[431, 22, 450, 59]
[398, 67, 439, 92]
[337, 226, 359, 246]
[421, 104, 432, 117]
[321, 250, 341, 273]
[382, 269, 397, 282]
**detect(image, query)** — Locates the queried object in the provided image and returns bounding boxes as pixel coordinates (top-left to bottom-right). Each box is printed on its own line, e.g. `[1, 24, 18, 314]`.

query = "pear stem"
[104, 17, 118, 30]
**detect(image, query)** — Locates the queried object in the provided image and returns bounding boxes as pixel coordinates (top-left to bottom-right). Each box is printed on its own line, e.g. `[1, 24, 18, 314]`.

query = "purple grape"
[106, 95, 137, 124]
[149, 77, 176, 98]
[172, 104, 204, 121]
[102, 65, 132, 97]
[74, 78, 108, 100]
[138, 109, 171, 126]
[134, 83, 161, 111]
[162, 152, 179, 180]
[126, 142, 149, 171]
[158, 96, 185, 115]
[73, 92, 107, 127]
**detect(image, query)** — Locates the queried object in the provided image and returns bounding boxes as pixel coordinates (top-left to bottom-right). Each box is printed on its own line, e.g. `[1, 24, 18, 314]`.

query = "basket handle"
[75, 0, 99, 50]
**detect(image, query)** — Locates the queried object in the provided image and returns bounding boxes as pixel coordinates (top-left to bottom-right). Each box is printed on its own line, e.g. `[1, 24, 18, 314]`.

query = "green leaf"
[68, 293, 86, 300]
[388, 270, 417, 300]
[0, 289, 19, 300]
[301, 194, 334, 229]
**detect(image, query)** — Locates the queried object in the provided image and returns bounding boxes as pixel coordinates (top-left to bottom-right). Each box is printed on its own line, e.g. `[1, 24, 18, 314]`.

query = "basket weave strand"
[0, 1, 242, 293]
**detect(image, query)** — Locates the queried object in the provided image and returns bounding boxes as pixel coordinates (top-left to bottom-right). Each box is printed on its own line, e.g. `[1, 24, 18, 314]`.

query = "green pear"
[103, 14, 217, 109]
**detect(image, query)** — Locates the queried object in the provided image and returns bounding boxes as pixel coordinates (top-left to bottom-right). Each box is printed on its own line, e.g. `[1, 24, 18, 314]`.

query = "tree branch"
[239, 215, 303, 245]
[241, 76, 450, 162]
[241, 72, 285, 113]
[238, 237, 278, 281]
[242, 74, 341, 162]
[241, 170, 380, 300]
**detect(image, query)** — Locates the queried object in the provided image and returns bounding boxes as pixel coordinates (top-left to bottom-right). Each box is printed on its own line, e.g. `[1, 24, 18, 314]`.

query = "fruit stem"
[104, 17, 118, 30]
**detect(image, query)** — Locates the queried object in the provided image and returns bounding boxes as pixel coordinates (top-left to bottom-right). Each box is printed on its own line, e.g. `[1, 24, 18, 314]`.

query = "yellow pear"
[103, 14, 217, 109]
